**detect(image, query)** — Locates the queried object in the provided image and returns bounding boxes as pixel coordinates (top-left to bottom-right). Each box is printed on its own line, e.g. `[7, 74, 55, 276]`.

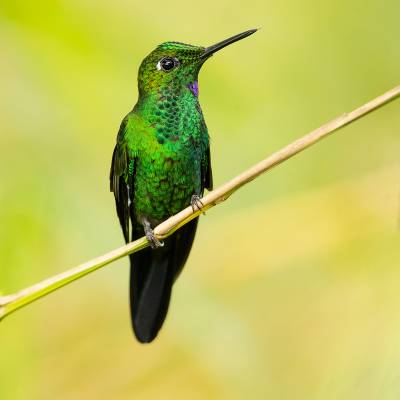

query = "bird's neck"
[135, 83, 205, 143]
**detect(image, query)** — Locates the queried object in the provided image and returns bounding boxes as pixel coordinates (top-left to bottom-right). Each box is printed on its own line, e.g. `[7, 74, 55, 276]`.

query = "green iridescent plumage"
[112, 43, 211, 231]
[110, 30, 256, 343]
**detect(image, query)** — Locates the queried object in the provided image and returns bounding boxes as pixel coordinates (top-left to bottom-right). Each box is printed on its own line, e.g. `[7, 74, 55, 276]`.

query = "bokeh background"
[1, 1, 400, 399]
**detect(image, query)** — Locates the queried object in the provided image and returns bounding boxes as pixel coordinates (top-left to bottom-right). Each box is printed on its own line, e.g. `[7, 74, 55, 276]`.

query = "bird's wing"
[202, 145, 213, 192]
[110, 118, 135, 243]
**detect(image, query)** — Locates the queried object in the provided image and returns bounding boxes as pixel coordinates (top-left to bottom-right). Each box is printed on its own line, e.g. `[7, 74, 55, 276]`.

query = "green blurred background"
[1, 1, 400, 399]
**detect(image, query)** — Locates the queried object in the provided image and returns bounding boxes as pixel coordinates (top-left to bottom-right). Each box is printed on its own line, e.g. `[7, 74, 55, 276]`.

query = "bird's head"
[137, 29, 257, 97]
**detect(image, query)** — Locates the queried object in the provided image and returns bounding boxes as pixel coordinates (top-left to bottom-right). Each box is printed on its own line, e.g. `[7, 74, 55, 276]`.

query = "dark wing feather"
[110, 118, 134, 243]
[202, 145, 213, 192]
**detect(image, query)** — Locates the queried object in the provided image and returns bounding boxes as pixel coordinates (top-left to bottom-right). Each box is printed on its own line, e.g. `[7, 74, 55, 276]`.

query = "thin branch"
[1, 84, 399, 322]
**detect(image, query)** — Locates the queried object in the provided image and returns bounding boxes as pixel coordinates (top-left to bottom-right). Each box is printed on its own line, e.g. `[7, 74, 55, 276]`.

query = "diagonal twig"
[1, 84, 399, 322]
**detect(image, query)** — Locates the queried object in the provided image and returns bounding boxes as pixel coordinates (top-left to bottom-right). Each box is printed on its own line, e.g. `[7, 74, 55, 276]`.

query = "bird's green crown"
[137, 41, 205, 96]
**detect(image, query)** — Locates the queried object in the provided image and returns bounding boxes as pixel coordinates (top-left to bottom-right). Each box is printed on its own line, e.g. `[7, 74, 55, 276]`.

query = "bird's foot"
[145, 228, 164, 249]
[142, 219, 164, 249]
[191, 195, 205, 215]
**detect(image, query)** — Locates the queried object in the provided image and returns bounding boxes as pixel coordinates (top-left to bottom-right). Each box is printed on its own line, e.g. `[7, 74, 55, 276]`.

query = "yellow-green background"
[1, 1, 400, 399]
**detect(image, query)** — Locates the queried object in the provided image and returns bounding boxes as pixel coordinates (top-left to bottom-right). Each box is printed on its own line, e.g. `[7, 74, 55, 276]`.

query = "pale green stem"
[1, 84, 400, 322]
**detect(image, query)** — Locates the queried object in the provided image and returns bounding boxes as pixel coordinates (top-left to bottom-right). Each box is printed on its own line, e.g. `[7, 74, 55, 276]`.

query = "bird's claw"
[191, 195, 205, 215]
[145, 229, 164, 249]
[142, 217, 164, 249]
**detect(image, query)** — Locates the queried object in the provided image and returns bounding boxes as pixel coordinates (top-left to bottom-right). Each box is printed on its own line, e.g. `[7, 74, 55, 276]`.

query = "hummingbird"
[110, 29, 257, 343]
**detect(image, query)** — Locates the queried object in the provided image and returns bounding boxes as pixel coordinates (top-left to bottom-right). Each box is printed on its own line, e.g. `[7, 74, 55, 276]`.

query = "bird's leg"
[191, 194, 205, 214]
[141, 217, 164, 249]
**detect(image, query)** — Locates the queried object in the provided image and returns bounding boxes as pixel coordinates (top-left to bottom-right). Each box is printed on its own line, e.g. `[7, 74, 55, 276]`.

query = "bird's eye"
[157, 57, 179, 72]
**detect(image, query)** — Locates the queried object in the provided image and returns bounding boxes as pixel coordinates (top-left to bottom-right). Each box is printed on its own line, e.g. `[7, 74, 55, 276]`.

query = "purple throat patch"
[188, 81, 199, 97]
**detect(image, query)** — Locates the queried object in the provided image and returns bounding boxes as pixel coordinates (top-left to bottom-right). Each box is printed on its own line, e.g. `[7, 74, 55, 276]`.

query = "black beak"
[201, 29, 257, 59]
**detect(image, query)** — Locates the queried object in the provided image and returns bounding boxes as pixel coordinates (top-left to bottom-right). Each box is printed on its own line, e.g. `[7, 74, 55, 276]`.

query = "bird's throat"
[137, 84, 204, 145]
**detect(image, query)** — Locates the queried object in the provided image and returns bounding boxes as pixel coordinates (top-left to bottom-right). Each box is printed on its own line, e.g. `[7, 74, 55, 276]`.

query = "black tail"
[129, 218, 199, 343]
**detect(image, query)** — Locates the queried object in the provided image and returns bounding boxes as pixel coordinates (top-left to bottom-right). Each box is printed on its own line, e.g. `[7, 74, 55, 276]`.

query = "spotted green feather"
[111, 41, 212, 240]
